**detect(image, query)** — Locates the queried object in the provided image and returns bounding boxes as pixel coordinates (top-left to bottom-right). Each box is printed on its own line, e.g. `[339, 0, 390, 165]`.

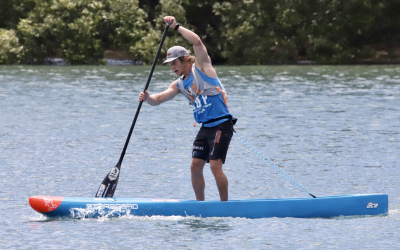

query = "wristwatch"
[174, 23, 181, 31]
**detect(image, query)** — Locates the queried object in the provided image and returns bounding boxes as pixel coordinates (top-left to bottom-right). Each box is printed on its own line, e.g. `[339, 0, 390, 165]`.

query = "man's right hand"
[138, 91, 149, 102]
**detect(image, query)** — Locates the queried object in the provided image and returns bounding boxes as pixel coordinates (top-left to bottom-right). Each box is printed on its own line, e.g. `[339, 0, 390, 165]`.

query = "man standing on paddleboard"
[138, 16, 235, 201]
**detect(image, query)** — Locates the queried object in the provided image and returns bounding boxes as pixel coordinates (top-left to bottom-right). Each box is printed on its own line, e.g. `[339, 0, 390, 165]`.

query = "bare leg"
[210, 159, 228, 201]
[191, 158, 206, 201]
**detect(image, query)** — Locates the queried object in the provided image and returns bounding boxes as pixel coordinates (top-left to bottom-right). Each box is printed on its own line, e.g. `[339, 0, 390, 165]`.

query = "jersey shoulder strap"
[177, 64, 224, 105]
[177, 77, 196, 105]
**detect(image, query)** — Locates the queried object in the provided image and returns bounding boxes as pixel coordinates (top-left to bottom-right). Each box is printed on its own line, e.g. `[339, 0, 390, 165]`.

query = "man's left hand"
[163, 16, 177, 28]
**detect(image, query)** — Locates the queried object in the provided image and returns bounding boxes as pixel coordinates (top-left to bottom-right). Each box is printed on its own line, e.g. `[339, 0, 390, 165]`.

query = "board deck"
[29, 194, 388, 219]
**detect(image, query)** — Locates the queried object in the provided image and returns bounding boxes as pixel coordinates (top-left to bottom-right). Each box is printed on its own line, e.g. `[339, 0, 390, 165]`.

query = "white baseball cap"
[162, 46, 189, 65]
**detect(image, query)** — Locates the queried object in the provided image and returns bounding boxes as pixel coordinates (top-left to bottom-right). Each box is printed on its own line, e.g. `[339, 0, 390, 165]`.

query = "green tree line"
[1, 0, 399, 65]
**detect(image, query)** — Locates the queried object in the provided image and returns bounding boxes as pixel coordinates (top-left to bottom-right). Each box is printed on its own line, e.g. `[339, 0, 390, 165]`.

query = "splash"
[70, 205, 132, 220]
[389, 209, 400, 216]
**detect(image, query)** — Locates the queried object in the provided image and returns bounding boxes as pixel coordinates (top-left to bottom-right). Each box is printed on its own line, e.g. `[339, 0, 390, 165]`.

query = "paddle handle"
[117, 22, 172, 164]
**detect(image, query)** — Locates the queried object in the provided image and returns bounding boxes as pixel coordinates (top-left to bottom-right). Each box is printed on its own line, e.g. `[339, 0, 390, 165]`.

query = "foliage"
[0, 0, 36, 29]
[105, 0, 150, 50]
[17, 0, 105, 64]
[183, 0, 226, 64]
[17, 0, 148, 64]
[130, 0, 191, 64]
[0, 0, 399, 64]
[364, 0, 400, 57]
[292, 0, 382, 63]
[0, 29, 23, 64]
[214, 0, 292, 65]
[214, 0, 387, 64]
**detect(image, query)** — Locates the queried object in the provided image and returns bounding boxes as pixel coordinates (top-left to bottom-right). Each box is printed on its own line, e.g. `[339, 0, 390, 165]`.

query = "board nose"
[29, 196, 63, 213]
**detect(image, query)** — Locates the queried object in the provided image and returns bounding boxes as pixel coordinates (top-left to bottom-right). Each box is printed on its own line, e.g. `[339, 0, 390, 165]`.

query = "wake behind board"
[29, 194, 388, 219]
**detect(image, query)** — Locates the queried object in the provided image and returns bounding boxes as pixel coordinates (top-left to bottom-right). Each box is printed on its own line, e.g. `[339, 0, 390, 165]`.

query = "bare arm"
[163, 16, 217, 78]
[138, 80, 180, 106]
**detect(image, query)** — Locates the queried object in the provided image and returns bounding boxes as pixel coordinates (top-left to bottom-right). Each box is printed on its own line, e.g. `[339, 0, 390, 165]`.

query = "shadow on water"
[178, 218, 233, 232]
[27, 215, 75, 223]
[319, 213, 389, 220]
[27, 219, 60, 223]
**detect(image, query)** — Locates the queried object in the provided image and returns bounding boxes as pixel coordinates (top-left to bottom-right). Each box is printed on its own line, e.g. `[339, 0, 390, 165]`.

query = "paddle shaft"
[95, 22, 172, 198]
[118, 22, 172, 165]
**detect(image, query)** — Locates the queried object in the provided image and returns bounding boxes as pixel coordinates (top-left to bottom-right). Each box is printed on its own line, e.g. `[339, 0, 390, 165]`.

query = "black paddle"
[95, 22, 172, 198]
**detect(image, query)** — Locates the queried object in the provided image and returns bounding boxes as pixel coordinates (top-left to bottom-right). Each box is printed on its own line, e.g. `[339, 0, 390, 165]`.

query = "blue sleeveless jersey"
[178, 67, 231, 127]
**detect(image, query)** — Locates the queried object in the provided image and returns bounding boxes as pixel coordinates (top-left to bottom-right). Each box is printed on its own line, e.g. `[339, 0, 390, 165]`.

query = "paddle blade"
[95, 163, 121, 197]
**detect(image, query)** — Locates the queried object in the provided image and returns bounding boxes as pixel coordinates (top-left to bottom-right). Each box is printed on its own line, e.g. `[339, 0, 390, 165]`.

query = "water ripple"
[0, 65, 399, 249]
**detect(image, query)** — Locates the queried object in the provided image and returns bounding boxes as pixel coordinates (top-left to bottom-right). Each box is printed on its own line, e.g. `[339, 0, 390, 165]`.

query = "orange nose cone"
[29, 196, 63, 213]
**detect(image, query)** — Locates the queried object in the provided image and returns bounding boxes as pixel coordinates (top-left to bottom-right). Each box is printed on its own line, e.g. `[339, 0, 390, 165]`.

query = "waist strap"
[202, 115, 237, 126]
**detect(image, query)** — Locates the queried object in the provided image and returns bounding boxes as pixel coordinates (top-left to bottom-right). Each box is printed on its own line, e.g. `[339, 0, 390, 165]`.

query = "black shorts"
[192, 119, 234, 164]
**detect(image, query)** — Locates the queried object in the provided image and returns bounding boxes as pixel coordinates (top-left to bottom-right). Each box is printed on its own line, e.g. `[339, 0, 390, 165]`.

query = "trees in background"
[131, 0, 191, 64]
[0, 29, 23, 64]
[214, 0, 400, 64]
[0, 0, 399, 65]
[16, 0, 149, 64]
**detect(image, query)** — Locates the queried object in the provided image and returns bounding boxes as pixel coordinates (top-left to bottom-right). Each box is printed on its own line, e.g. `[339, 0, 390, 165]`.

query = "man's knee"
[209, 159, 223, 175]
[191, 159, 205, 174]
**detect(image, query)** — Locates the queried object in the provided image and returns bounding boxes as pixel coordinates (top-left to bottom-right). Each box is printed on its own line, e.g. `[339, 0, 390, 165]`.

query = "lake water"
[1, 65, 399, 249]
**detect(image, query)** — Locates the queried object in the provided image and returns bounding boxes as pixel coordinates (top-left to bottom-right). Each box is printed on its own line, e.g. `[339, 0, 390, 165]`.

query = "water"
[1, 65, 399, 249]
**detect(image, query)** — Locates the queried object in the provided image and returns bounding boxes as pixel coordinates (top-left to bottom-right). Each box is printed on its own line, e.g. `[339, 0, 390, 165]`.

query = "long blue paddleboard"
[29, 194, 388, 219]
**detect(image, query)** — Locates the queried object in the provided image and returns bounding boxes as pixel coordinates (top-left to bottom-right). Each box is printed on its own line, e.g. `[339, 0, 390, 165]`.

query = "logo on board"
[366, 202, 379, 208]
[86, 203, 138, 210]
[43, 198, 58, 211]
